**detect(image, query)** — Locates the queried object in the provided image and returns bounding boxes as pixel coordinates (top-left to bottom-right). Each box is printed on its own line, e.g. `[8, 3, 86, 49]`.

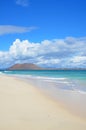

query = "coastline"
[17, 75, 86, 119]
[0, 75, 86, 130]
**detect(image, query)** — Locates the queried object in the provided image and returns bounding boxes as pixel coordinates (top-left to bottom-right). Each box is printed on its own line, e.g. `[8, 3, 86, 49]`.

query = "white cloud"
[0, 25, 36, 35]
[71, 56, 86, 63]
[16, 0, 29, 7]
[0, 37, 86, 69]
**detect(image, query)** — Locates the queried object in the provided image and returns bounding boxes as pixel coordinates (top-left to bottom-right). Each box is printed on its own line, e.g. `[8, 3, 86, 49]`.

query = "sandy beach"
[0, 75, 86, 130]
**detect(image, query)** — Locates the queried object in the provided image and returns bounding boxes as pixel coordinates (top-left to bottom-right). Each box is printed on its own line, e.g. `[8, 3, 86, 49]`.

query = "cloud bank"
[0, 25, 36, 35]
[0, 37, 86, 69]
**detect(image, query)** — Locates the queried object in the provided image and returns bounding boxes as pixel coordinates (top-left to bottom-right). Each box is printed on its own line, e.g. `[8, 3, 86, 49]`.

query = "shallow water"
[1, 70, 86, 92]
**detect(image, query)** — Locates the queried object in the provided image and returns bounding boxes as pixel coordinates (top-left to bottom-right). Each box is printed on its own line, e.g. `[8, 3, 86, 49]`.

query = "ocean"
[1, 70, 86, 93]
[1, 70, 86, 118]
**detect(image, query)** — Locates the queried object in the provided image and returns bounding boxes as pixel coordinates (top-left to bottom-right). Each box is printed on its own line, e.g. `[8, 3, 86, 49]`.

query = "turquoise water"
[1, 70, 86, 80]
[1, 70, 86, 93]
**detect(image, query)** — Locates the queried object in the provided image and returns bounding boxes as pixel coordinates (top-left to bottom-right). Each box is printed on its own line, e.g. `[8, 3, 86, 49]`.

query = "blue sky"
[0, 0, 86, 68]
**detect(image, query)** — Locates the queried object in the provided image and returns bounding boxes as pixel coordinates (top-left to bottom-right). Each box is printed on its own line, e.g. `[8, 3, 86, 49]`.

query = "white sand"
[0, 75, 86, 130]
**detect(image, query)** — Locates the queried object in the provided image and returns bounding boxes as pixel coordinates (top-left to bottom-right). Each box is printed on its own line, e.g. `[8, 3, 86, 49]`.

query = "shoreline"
[0, 75, 86, 130]
[16, 75, 86, 119]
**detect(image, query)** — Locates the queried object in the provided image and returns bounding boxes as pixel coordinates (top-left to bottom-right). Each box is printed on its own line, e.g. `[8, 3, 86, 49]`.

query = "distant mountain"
[8, 63, 43, 70]
[7, 63, 86, 70]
